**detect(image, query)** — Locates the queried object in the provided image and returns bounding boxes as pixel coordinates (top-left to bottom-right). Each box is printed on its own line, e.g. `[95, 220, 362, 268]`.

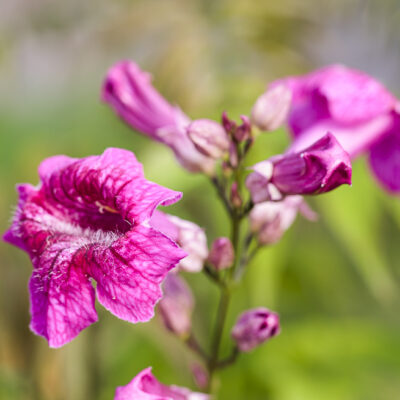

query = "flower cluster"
[5, 60, 397, 397]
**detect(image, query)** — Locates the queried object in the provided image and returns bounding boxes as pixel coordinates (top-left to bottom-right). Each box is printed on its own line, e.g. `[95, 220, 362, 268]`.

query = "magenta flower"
[151, 211, 208, 273]
[158, 274, 194, 338]
[249, 196, 317, 245]
[3, 148, 186, 348]
[231, 307, 280, 352]
[246, 133, 352, 203]
[102, 61, 215, 174]
[114, 367, 209, 400]
[273, 64, 400, 192]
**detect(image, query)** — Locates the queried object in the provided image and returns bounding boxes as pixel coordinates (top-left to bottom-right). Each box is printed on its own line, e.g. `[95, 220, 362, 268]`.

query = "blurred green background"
[1, 0, 400, 399]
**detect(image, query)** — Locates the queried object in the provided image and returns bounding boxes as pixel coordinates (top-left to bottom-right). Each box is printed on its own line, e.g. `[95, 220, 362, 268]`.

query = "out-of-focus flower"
[246, 133, 352, 203]
[231, 308, 280, 352]
[102, 61, 215, 174]
[151, 211, 208, 273]
[3, 148, 185, 348]
[251, 85, 292, 132]
[274, 64, 400, 192]
[250, 196, 317, 245]
[158, 274, 194, 338]
[115, 367, 209, 400]
[230, 182, 242, 208]
[187, 119, 230, 159]
[207, 237, 234, 270]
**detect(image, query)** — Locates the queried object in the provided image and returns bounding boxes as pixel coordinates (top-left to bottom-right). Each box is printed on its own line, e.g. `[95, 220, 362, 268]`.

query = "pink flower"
[231, 308, 280, 352]
[151, 211, 208, 273]
[246, 133, 352, 203]
[3, 148, 186, 348]
[102, 61, 215, 174]
[114, 367, 209, 400]
[158, 274, 194, 338]
[249, 196, 317, 245]
[273, 64, 400, 192]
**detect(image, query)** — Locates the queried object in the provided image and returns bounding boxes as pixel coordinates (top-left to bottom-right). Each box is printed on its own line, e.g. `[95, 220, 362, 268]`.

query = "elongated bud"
[251, 84, 292, 131]
[231, 308, 280, 352]
[187, 119, 230, 159]
[191, 363, 209, 390]
[208, 237, 234, 270]
[230, 182, 242, 208]
[246, 133, 352, 203]
[158, 274, 194, 338]
[234, 115, 251, 142]
[222, 111, 237, 134]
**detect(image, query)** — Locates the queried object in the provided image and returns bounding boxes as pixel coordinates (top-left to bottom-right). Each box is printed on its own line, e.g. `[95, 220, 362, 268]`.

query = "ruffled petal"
[90, 225, 186, 323]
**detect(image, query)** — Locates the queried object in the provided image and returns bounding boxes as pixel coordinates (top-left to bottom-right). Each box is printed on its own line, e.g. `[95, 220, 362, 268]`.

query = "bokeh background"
[1, 0, 400, 399]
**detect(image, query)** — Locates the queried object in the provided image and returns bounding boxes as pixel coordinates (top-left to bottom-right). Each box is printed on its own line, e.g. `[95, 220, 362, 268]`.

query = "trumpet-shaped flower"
[246, 133, 352, 203]
[102, 61, 215, 174]
[273, 64, 400, 192]
[3, 148, 186, 347]
[115, 367, 209, 400]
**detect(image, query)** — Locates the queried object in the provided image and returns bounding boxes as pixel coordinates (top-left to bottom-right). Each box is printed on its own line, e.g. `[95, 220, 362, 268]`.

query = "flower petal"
[369, 125, 400, 192]
[91, 225, 186, 323]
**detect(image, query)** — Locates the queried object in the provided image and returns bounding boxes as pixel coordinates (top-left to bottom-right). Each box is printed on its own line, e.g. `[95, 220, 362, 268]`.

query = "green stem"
[207, 286, 231, 391]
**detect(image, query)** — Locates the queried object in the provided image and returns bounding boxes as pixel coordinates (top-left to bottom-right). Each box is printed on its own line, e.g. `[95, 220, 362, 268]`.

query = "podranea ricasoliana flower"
[114, 367, 209, 400]
[272, 64, 400, 192]
[207, 237, 234, 270]
[231, 308, 280, 352]
[3, 148, 186, 348]
[246, 133, 352, 203]
[102, 61, 215, 174]
[249, 196, 317, 245]
[151, 210, 208, 273]
[158, 274, 194, 338]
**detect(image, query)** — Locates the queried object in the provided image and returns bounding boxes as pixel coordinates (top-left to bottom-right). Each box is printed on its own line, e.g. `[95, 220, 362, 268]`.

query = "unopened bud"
[222, 111, 237, 134]
[191, 363, 209, 390]
[208, 237, 234, 270]
[230, 182, 242, 207]
[188, 119, 230, 159]
[251, 85, 292, 131]
[231, 308, 280, 352]
[234, 115, 251, 142]
[158, 274, 194, 338]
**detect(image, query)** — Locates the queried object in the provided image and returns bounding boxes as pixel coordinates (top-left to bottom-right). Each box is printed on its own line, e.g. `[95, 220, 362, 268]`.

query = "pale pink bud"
[208, 237, 234, 270]
[188, 119, 230, 159]
[234, 115, 251, 142]
[231, 308, 280, 352]
[250, 196, 317, 245]
[251, 84, 292, 131]
[158, 274, 194, 338]
[191, 363, 209, 390]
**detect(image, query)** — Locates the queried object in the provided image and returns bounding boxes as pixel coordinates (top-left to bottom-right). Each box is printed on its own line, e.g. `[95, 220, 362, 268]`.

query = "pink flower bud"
[246, 133, 352, 203]
[158, 274, 194, 338]
[208, 237, 234, 270]
[230, 182, 242, 208]
[231, 308, 280, 352]
[234, 115, 252, 142]
[251, 85, 292, 131]
[187, 119, 230, 159]
[191, 363, 209, 390]
[222, 111, 237, 134]
[250, 196, 317, 245]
